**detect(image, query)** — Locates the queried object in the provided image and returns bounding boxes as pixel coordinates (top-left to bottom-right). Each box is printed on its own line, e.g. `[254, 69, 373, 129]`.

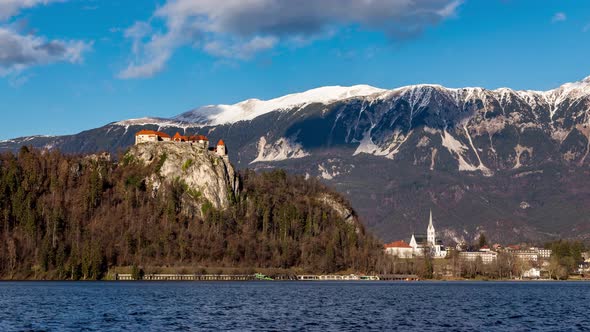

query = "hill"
[0, 145, 383, 280]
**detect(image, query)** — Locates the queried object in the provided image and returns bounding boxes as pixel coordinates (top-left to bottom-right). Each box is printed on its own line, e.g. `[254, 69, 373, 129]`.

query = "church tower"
[427, 209, 436, 246]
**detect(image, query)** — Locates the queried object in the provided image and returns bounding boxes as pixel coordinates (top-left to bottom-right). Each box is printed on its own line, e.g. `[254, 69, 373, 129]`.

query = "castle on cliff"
[134, 130, 227, 157]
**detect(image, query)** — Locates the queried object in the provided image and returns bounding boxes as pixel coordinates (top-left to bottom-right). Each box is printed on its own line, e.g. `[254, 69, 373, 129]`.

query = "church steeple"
[427, 209, 436, 246]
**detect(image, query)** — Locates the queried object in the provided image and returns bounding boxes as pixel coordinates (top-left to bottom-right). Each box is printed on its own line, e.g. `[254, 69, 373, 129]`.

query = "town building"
[537, 248, 552, 259]
[523, 267, 541, 279]
[459, 250, 498, 264]
[409, 210, 446, 258]
[504, 247, 553, 262]
[383, 240, 414, 258]
[385, 209, 447, 259]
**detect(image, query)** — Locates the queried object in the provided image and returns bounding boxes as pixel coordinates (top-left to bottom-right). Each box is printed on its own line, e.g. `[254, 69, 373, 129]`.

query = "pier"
[114, 273, 418, 281]
[377, 274, 420, 281]
[297, 274, 379, 281]
[115, 274, 256, 281]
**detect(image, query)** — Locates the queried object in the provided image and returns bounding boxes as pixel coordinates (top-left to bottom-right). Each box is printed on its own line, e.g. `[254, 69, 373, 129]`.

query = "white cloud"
[117, 51, 170, 79]
[551, 12, 567, 23]
[203, 36, 278, 60]
[0, 27, 92, 76]
[0, 0, 91, 78]
[0, 0, 65, 21]
[119, 0, 463, 79]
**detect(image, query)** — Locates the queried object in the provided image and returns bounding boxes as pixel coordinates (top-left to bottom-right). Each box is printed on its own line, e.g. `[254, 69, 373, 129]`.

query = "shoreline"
[2, 277, 589, 282]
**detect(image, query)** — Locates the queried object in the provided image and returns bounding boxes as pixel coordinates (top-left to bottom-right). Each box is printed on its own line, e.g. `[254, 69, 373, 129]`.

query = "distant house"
[459, 250, 498, 264]
[135, 130, 171, 144]
[523, 267, 541, 279]
[504, 247, 552, 262]
[384, 240, 414, 258]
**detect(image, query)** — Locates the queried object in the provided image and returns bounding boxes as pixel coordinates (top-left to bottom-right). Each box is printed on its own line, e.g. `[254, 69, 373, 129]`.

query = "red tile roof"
[384, 240, 412, 249]
[135, 130, 171, 138]
[217, 139, 225, 146]
[173, 132, 188, 141]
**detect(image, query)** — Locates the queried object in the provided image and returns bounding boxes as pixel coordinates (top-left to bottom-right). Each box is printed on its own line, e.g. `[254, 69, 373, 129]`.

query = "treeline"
[0, 147, 385, 280]
[545, 240, 586, 279]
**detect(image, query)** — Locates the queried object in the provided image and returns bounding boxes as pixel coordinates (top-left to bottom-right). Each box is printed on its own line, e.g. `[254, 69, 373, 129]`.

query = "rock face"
[128, 142, 239, 211]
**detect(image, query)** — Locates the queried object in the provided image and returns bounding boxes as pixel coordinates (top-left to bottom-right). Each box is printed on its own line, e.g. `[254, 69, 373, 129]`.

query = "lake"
[0, 281, 588, 331]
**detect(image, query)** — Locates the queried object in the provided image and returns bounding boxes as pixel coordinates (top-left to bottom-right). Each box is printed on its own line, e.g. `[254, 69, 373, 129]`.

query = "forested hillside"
[0, 147, 384, 280]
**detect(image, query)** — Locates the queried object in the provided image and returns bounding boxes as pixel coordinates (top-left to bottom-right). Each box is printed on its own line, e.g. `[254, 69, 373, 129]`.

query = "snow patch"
[318, 164, 339, 180]
[354, 128, 412, 159]
[353, 128, 380, 156]
[462, 125, 493, 176]
[513, 144, 533, 169]
[441, 130, 478, 172]
[423, 126, 440, 135]
[416, 136, 430, 148]
[430, 148, 438, 171]
[250, 136, 309, 163]
[551, 128, 571, 143]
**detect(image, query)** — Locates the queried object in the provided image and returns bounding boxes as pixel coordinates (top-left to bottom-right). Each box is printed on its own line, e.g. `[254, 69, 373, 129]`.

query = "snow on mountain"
[174, 85, 386, 125]
[0, 135, 55, 144]
[115, 117, 189, 127]
[112, 76, 590, 130]
[251, 136, 310, 163]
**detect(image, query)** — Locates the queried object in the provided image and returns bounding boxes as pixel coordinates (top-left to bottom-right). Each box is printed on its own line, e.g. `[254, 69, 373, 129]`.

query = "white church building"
[385, 210, 447, 259]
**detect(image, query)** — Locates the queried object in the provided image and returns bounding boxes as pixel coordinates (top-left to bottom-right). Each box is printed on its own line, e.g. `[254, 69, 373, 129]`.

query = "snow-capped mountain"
[4, 76, 590, 243]
[118, 85, 385, 127]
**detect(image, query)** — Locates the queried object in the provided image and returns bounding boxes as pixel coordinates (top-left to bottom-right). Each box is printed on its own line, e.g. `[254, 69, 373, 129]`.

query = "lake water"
[0, 281, 589, 331]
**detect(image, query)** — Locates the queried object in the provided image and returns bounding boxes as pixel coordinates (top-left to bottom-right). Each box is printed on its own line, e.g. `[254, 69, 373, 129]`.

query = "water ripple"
[0, 281, 589, 331]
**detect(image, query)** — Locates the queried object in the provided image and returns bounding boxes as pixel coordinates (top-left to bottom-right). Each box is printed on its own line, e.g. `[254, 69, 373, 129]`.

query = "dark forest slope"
[0, 147, 384, 280]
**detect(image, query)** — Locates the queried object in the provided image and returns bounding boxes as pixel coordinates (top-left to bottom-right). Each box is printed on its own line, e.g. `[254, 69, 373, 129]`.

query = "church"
[384, 210, 447, 259]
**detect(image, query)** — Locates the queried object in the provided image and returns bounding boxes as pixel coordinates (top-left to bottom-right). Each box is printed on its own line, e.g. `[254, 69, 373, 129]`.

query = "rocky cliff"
[127, 142, 239, 211]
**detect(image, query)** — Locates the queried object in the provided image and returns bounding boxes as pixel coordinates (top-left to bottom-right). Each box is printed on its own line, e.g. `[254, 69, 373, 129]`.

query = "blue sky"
[1, 0, 590, 140]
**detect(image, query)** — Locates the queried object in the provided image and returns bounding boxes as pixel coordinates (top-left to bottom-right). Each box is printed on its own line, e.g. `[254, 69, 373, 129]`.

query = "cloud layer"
[0, 28, 91, 75]
[120, 0, 462, 79]
[0, 0, 91, 77]
[0, 0, 64, 21]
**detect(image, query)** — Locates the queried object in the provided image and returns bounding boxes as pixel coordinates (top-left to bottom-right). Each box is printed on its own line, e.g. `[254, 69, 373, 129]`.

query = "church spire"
[427, 209, 436, 246]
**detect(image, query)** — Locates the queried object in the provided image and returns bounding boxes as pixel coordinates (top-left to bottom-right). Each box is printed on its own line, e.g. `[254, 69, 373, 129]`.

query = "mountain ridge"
[114, 75, 590, 130]
[3, 75, 590, 244]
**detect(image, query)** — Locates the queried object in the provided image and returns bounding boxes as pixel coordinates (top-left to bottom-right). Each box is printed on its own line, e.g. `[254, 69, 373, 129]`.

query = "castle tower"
[216, 139, 227, 156]
[427, 209, 436, 246]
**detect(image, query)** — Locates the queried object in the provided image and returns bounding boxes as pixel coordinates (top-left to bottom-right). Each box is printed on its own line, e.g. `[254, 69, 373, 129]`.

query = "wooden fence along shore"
[114, 273, 419, 281]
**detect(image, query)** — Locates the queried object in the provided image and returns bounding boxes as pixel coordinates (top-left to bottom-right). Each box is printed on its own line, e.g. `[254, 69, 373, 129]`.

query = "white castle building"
[134, 130, 228, 158]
